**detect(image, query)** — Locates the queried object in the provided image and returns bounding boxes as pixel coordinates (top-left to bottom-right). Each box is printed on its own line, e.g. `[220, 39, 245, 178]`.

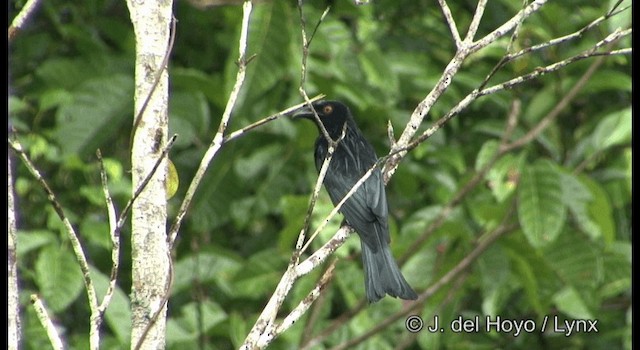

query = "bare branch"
[274, 262, 336, 341]
[222, 95, 325, 143]
[30, 295, 65, 350]
[464, 0, 487, 42]
[8, 145, 20, 349]
[8, 137, 100, 331]
[437, 0, 461, 48]
[95, 150, 121, 316]
[8, 0, 42, 41]
[168, 1, 253, 249]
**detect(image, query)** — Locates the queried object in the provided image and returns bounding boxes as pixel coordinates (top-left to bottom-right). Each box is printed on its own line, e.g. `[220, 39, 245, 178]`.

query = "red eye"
[323, 105, 333, 114]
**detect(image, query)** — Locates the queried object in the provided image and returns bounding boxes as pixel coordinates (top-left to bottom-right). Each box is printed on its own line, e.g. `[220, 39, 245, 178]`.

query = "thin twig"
[464, 0, 487, 42]
[116, 135, 177, 238]
[222, 95, 325, 144]
[272, 262, 336, 343]
[129, 16, 178, 147]
[8, 0, 42, 41]
[95, 150, 121, 316]
[168, 1, 253, 249]
[30, 295, 65, 350]
[437, 0, 461, 48]
[406, 28, 631, 154]
[8, 137, 99, 334]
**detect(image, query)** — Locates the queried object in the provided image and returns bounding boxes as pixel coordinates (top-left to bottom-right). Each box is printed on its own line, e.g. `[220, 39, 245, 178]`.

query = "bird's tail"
[361, 241, 418, 303]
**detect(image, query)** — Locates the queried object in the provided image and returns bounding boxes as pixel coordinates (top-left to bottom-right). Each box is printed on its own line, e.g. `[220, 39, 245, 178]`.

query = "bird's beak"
[288, 103, 315, 119]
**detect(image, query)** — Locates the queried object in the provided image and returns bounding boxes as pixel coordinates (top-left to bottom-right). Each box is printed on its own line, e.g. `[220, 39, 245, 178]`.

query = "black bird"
[291, 100, 418, 303]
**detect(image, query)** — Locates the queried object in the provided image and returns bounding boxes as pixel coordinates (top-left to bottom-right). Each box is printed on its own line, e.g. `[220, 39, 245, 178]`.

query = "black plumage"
[292, 100, 418, 303]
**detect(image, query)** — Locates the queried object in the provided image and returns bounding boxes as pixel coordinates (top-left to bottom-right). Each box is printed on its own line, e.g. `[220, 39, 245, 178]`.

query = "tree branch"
[168, 0, 253, 249]
[8, 0, 42, 41]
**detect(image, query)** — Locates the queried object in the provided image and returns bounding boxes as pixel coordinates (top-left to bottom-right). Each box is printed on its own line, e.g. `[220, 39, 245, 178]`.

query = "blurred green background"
[9, 0, 631, 349]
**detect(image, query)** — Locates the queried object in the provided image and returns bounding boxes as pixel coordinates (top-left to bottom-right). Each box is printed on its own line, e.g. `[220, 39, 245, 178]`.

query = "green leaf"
[543, 229, 604, 291]
[169, 91, 210, 148]
[35, 58, 92, 90]
[233, 144, 282, 181]
[55, 74, 133, 157]
[517, 159, 566, 247]
[477, 245, 511, 316]
[166, 301, 227, 345]
[359, 47, 399, 95]
[581, 70, 632, 95]
[523, 86, 556, 123]
[9, 95, 31, 116]
[39, 89, 74, 111]
[90, 266, 131, 345]
[278, 195, 310, 252]
[475, 140, 499, 171]
[16, 230, 58, 257]
[229, 312, 249, 350]
[600, 244, 631, 298]
[553, 286, 595, 319]
[506, 246, 545, 316]
[559, 171, 601, 240]
[35, 245, 84, 312]
[590, 107, 631, 153]
[172, 251, 243, 296]
[485, 152, 524, 203]
[581, 175, 616, 245]
[233, 249, 286, 299]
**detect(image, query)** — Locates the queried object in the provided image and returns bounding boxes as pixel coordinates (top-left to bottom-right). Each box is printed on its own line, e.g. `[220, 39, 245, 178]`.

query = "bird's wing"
[319, 139, 391, 251]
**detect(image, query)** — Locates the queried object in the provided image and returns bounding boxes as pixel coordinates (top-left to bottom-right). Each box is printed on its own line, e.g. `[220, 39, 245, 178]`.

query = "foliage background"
[9, 0, 631, 349]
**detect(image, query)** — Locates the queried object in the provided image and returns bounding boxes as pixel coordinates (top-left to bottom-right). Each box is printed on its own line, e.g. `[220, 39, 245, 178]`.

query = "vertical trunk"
[8, 150, 21, 350]
[126, 0, 173, 348]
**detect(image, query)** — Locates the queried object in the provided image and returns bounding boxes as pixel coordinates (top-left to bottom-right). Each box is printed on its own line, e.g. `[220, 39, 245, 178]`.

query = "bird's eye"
[323, 105, 333, 114]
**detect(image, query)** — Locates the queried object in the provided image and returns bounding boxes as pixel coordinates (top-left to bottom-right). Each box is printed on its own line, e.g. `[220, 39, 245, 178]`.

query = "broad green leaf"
[169, 91, 210, 148]
[475, 140, 499, 171]
[232, 249, 286, 299]
[523, 87, 557, 123]
[359, 47, 399, 96]
[553, 286, 595, 319]
[507, 247, 545, 316]
[16, 230, 57, 257]
[600, 246, 632, 298]
[229, 312, 249, 350]
[172, 251, 242, 296]
[590, 107, 631, 153]
[166, 301, 227, 345]
[55, 74, 133, 157]
[90, 266, 131, 345]
[35, 58, 92, 90]
[484, 151, 524, 203]
[543, 229, 604, 292]
[559, 171, 601, 240]
[581, 175, 616, 245]
[35, 245, 84, 312]
[278, 195, 311, 252]
[39, 89, 74, 111]
[9, 95, 30, 116]
[477, 245, 511, 317]
[581, 70, 632, 94]
[517, 160, 566, 247]
[79, 216, 111, 250]
[233, 144, 282, 181]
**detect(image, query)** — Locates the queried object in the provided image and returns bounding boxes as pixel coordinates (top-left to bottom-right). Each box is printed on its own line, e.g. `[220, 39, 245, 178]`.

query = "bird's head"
[290, 100, 352, 139]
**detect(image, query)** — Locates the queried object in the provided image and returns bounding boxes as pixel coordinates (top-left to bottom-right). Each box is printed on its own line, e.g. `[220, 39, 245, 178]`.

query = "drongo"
[291, 100, 418, 303]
